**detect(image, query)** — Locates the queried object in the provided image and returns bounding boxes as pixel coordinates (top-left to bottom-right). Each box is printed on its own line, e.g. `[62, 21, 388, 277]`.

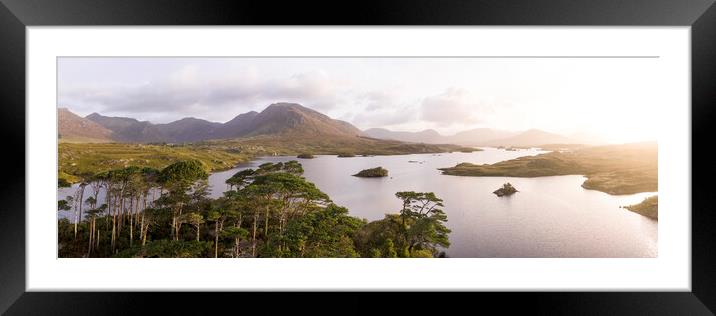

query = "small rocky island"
[338, 153, 356, 158]
[353, 167, 389, 177]
[297, 153, 315, 159]
[493, 183, 518, 197]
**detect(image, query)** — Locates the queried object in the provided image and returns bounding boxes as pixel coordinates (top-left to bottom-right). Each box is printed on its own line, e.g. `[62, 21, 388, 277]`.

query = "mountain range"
[364, 127, 593, 147]
[59, 103, 363, 144]
[59, 102, 595, 147]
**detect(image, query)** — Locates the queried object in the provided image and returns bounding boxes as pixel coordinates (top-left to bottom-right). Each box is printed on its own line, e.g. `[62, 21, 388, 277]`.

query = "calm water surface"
[59, 148, 657, 258]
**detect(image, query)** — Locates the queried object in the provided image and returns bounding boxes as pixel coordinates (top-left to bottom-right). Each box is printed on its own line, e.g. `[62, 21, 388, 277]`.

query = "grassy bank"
[438, 142, 657, 195]
[58, 142, 255, 184]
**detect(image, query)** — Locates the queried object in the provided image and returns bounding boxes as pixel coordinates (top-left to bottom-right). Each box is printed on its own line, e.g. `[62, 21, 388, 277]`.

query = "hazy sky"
[58, 57, 661, 143]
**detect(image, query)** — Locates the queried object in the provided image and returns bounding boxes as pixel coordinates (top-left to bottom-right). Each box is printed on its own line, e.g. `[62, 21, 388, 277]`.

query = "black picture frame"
[1, 0, 715, 314]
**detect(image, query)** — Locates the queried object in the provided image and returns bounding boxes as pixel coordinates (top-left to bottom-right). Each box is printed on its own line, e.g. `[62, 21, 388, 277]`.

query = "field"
[439, 142, 657, 195]
[58, 142, 254, 185]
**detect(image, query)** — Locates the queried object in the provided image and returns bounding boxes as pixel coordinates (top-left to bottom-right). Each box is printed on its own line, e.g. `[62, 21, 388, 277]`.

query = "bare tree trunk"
[140, 212, 145, 244]
[73, 188, 81, 240]
[77, 184, 85, 238]
[118, 190, 125, 234]
[214, 222, 219, 258]
[235, 237, 240, 258]
[111, 214, 116, 251]
[172, 215, 177, 241]
[135, 195, 141, 227]
[105, 187, 111, 227]
[129, 213, 134, 247]
[173, 204, 184, 241]
[264, 204, 270, 237]
[87, 217, 93, 257]
[142, 224, 148, 246]
[279, 213, 287, 252]
[252, 212, 258, 257]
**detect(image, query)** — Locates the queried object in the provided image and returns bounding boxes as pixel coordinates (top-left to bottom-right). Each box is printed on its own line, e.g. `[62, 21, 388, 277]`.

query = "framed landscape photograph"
[2, 0, 716, 314]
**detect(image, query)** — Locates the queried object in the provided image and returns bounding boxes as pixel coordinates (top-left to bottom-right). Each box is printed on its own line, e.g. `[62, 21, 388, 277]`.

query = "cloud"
[265, 72, 330, 97]
[338, 90, 420, 129]
[419, 88, 482, 126]
[359, 91, 396, 111]
[347, 104, 420, 129]
[59, 66, 343, 122]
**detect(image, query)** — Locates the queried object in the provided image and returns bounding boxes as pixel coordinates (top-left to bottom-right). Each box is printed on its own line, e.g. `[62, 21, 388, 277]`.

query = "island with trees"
[353, 167, 389, 178]
[57, 160, 450, 258]
[493, 183, 518, 197]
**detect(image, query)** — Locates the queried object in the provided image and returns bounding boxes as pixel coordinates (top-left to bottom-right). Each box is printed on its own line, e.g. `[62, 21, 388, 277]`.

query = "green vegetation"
[58, 160, 450, 258]
[297, 153, 315, 159]
[493, 183, 518, 197]
[624, 196, 658, 219]
[353, 167, 389, 178]
[58, 142, 253, 185]
[115, 240, 214, 258]
[439, 143, 657, 195]
[354, 192, 450, 258]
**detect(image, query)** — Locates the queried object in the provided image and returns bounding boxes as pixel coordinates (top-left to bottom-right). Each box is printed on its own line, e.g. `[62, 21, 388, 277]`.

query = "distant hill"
[58, 108, 114, 142]
[484, 129, 576, 147]
[363, 128, 443, 143]
[363, 127, 569, 147]
[448, 128, 519, 146]
[66, 102, 364, 143]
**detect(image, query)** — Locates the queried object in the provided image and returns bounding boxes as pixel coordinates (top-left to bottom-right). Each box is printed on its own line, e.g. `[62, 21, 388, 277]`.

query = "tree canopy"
[58, 160, 451, 258]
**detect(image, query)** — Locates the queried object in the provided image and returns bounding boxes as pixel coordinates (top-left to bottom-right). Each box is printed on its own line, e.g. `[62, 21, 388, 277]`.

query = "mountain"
[58, 108, 114, 142]
[86, 113, 165, 143]
[484, 129, 576, 147]
[240, 103, 362, 137]
[155, 117, 223, 143]
[215, 111, 259, 138]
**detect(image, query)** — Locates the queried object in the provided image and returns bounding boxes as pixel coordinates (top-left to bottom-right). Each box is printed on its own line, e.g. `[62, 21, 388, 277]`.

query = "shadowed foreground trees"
[353, 192, 451, 258]
[58, 160, 451, 258]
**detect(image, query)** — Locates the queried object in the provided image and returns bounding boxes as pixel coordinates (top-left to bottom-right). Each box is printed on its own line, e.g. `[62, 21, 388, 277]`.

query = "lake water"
[59, 147, 657, 258]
